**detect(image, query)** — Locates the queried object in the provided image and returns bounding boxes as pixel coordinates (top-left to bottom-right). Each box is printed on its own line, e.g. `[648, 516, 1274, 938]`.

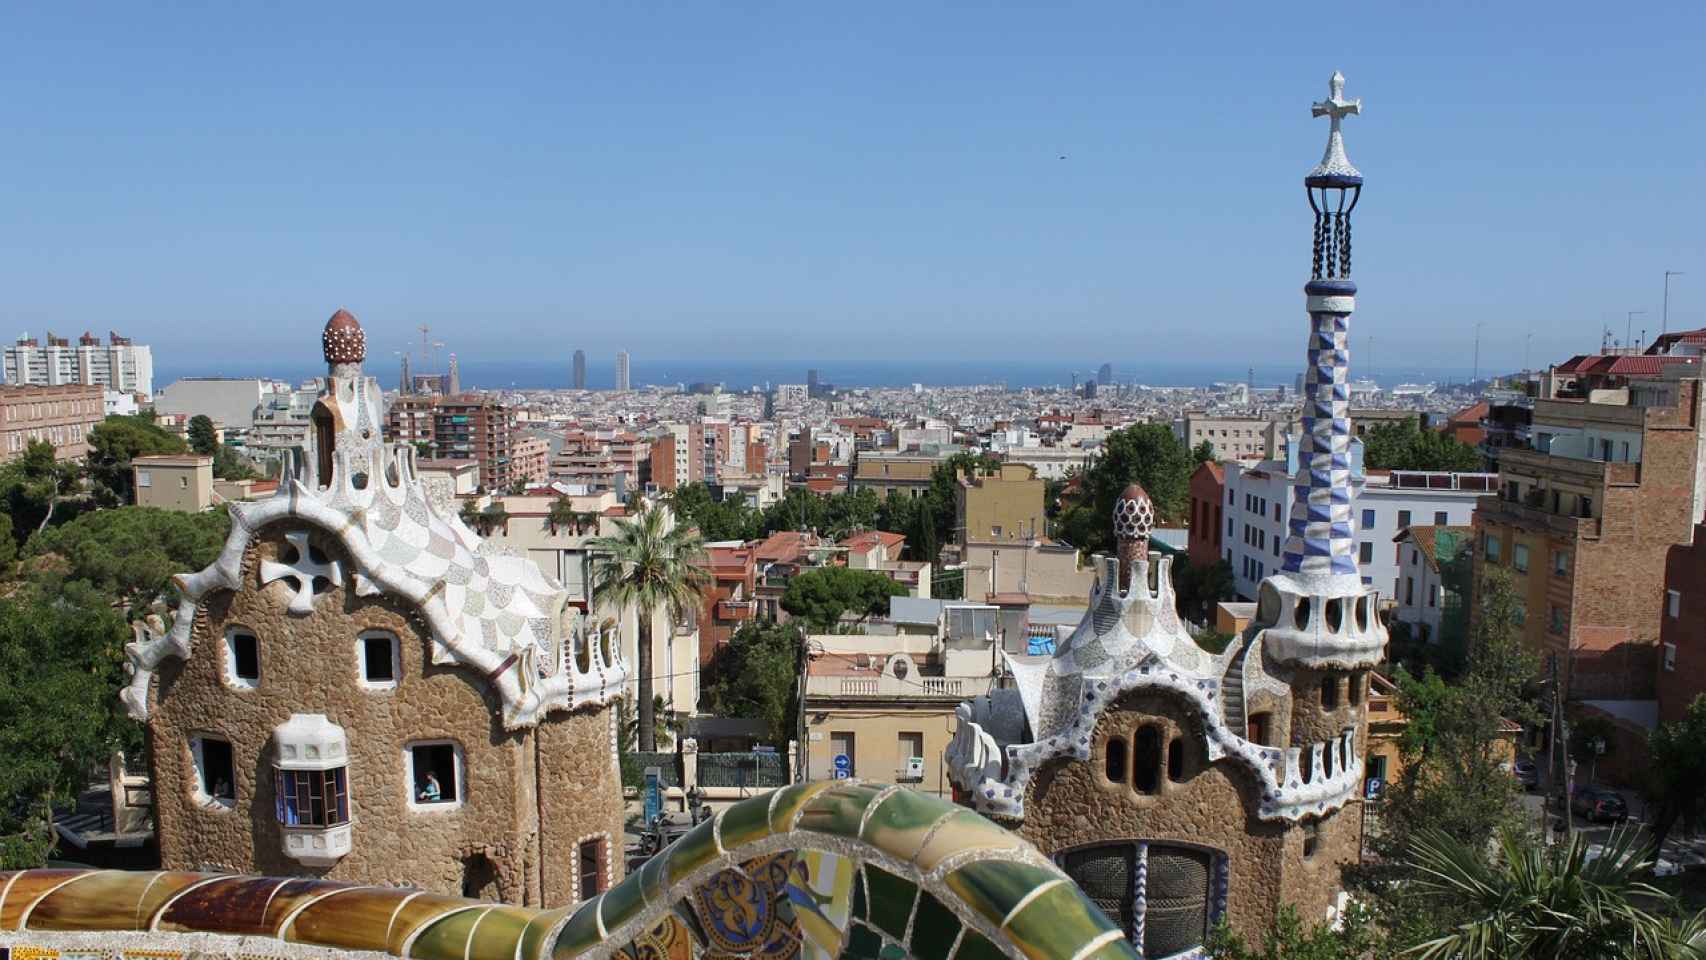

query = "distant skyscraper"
[1097, 362, 1113, 386]
[447, 353, 461, 395]
[573, 349, 587, 389]
[615, 351, 631, 391]
[399, 353, 411, 394]
[807, 368, 820, 398]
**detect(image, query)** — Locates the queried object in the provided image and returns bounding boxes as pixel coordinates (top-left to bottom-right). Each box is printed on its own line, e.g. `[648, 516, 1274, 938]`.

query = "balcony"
[1476, 495, 1601, 540]
[806, 674, 969, 699]
[716, 600, 757, 622]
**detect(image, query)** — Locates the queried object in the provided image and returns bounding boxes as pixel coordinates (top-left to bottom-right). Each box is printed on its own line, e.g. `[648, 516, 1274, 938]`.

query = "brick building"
[0, 382, 105, 462]
[1658, 520, 1706, 726]
[383, 394, 515, 491]
[700, 544, 757, 663]
[1187, 460, 1225, 568]
[1474, 356, 1703, 700]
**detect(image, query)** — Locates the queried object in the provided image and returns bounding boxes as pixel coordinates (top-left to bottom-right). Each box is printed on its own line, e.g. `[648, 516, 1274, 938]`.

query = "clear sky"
[3, 2, 1702, 381]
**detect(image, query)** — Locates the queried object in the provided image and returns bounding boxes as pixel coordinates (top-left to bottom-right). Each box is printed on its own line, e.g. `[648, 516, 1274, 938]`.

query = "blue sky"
[3, 2, 1702, 380]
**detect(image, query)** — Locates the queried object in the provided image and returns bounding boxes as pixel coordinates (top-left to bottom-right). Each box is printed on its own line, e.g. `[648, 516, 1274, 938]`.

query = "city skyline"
[2, 4, 1700, 376]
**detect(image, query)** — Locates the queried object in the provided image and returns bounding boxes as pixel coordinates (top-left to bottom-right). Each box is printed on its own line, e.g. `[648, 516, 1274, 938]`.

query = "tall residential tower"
[615, 350, 631, 391]
[573, 349, 587, 389]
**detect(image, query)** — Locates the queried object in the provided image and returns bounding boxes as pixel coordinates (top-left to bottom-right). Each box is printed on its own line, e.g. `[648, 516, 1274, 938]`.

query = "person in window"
[418, 772, 442, 803]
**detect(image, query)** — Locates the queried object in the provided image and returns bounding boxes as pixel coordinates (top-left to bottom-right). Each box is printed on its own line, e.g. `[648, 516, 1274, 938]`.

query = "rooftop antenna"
[1627, 310, 1647, 353]
[1664, 271, 1685, 335]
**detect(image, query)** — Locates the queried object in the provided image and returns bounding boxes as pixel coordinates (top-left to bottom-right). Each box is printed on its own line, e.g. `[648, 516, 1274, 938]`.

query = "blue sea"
[155, 358, 1483, 393]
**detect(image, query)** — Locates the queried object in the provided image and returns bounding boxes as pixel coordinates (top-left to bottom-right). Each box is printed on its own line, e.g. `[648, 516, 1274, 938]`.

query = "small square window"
[179, 476, 188, 489]
[192, 735, 236, 807]
[1664, 643, 1677, 672]
[578, 836, 609, 897]
[1303, 822, 1320, 859]
[359, 632, 399, 688]
[1668, 590, 1682, 619]
[226, 630, 259, 688]
[409, 742, 461, 808]
[1513, 543, 1530, 574]
[1398, 510, 1412, 528]
[1361, 509, 1375, 529]
[1553, 550, 1570, 576]
[1359, 542, 1373, 564]
[1434, 511, 1448, 526]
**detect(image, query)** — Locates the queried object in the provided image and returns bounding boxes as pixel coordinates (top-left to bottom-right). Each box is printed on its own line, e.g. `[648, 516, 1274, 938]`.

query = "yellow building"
[955, 462, 1045, 548]
[132, 454, 213, 512]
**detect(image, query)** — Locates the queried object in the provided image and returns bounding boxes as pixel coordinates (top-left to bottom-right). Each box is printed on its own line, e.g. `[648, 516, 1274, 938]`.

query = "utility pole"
[1664, 271, 1685, 335]
[1472, 321, 1485, 385]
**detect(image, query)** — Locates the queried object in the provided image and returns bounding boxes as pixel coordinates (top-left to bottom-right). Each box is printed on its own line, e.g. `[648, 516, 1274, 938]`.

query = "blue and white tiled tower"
[1259, 72, 1386, 668]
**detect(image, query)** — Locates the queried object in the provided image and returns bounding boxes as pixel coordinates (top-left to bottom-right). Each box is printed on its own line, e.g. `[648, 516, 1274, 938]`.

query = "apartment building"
[4, 331, 154, 397]
[383, 394, 515, 491]
[1174, 414, 1294, 461]
[850, 451, 941, 498]
[1391, 525, 1472, 644]
[803, 601, 1004, 794]
[1474, 353, 1703, 700]
[154, 377, 281, 431]
[955, 462, 1046, 547]
[0, 383, 105, 462]
[1222, 441, 1494, 601]
[700, 544, 758, 663]
[1186, 461, 1226, 568]
[511, 436, 549, 487]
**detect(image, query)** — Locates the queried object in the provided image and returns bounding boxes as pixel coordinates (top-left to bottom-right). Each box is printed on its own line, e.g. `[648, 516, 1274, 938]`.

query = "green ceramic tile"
[850, 867, 868, 921]
[862, 865, 917, 942]
[768, 779, 839, 832]
[912, 811, 1024, 872]
[907, 890, 961, 960]
[942, 861, 1059, 931]
[407, 905, 485, 960]
[548, 899, 603, 959]
[796, 782, 888, 839]
[718, 791, 775, 850]
[951, 929, 1008, 960]
[841, 921, 888, 960]
[637, 850, 668, 906]
[596, 871, 648, 937]
[516, 905, 576, 960]
[1002, 881, 1116, 960]
[1078, 934, 1142, 960]
[464, 906, 535, 960]
[860, 787, 955, 864]
[660, 817, 720, 888]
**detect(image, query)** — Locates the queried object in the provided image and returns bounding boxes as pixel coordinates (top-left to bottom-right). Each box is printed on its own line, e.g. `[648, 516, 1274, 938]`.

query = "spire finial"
[322, 308, 366, 368]
[1307, 71, 1362, 182]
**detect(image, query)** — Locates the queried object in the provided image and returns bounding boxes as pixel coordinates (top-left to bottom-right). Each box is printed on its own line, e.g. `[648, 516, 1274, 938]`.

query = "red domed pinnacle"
[322, 308, 366, 365]
[1113, 484, 1155, 543]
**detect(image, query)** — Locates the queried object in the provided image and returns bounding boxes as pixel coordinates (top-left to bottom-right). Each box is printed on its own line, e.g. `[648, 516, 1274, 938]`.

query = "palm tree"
[1405, 825, 1702, 959]
[588, 502, 708, 751]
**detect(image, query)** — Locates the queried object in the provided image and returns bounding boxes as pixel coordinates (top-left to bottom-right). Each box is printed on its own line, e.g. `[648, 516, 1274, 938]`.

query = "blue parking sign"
[832, 754, 851, 779]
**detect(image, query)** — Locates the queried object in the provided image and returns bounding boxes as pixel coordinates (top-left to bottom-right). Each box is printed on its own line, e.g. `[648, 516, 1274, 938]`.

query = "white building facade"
[5, 332, 154, 398]
[1221, 438, 1495, 602]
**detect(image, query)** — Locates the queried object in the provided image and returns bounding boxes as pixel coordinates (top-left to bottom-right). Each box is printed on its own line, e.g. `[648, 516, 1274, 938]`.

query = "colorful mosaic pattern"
[0, 783, 1137, 960]
[1282, 285, 1357, 579]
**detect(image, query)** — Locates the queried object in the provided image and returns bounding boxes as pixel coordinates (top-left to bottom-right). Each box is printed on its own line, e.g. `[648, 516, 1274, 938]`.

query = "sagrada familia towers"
[943, 72, 1387, 952]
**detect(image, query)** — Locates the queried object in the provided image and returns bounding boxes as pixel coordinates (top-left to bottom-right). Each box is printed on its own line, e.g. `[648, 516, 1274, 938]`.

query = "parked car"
[1571, 785, 1629, 823]
[1511, 758, 1540, 791]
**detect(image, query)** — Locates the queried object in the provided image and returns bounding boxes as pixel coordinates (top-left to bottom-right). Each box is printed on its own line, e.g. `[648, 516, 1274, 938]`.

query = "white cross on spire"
[1308, 71, 1363, 180]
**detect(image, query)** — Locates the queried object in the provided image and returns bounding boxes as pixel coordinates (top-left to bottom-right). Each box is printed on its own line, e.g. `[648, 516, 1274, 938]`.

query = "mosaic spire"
[1283, 72, 1363, 584]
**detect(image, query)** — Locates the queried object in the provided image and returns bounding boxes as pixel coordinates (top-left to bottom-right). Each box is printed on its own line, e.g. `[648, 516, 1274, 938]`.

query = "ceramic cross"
[260, 530, 344, 615]
[1311, 71, 1360, 129]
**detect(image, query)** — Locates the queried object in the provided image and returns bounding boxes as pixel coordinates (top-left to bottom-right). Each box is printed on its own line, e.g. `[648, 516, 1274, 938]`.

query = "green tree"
[1406, 825, 1702, 959]
[1057, 424, 1195, 554]
[1362, 417, 1483, 473]
[1645, 695, 1706, 857]
[780, 566, 908, 632]
[186, 415, 219, 456]
[1380, 569, 1535, 859]
[0, 440, 81, 542]
[0, 586, 137, 868]
[1206, 903, 1375, 960]
[85, 414, 187, 506]
[1192, 439, 1217, 464]
[548, 495, 579, 534]
[702, 620, 803, 748]
[26, 506, 231, 613]
[211, 445, 259, 482]
[589, 503, 709, 751]
[669, 483, 759, 542]
[1172, 558, 1235, 624]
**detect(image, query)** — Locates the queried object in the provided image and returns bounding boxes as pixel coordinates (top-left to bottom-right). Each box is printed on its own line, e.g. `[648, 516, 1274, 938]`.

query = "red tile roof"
[840, 530, 906, 555]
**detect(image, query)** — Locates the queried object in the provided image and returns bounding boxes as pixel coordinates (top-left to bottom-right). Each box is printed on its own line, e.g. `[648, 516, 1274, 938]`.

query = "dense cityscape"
[2, 9, 1704, 960]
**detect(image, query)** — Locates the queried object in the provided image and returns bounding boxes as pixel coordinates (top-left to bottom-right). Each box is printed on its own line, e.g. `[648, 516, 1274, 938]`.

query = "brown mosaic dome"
[321, 308, 365, 365]
[1113, 482, 1154, 542]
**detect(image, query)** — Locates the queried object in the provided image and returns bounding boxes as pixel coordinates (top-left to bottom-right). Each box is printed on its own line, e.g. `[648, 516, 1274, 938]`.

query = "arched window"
[1299, 744, 1315, 783]
[1321, 675, 1339, 709]
[1167, 737, 1186, 783]
[1347, 671, 1362, 706]
[1247, 712, 1272, 746]
[1132, 726, 1162, 794]
[1105, 736, 1127, 784]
